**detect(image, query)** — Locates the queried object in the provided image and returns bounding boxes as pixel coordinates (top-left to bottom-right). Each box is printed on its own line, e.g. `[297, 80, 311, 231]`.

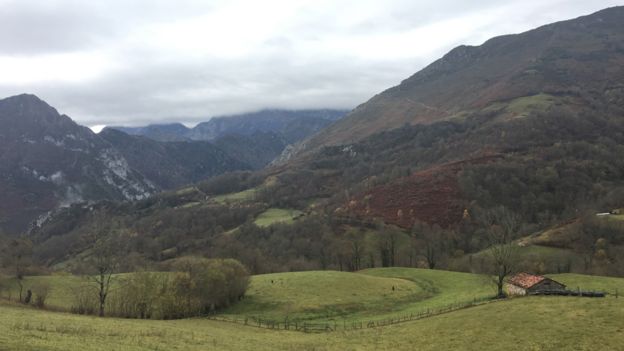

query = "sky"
[0, 0, 621, 130]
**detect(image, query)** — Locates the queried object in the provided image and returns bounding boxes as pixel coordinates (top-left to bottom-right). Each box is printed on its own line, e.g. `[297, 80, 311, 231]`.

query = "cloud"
[0, 0, 620, 127]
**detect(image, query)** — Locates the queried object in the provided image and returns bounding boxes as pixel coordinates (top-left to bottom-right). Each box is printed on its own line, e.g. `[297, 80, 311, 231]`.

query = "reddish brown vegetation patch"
[341, 156, 500, 229]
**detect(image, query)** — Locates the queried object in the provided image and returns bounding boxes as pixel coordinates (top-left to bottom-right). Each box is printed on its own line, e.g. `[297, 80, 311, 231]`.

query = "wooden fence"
[205, 287, 619, 333]
[206, 295, 495, 333]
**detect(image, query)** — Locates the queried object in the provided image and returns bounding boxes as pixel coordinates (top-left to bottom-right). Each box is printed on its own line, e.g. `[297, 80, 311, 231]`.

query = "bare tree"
[83, 215, 122, 317]
[411, 221, 451, 269]
[479, 207, 522, 298]
[1, 238, 33, 302]
[347, 229, 364, 271]
[89, 235, 120, 317]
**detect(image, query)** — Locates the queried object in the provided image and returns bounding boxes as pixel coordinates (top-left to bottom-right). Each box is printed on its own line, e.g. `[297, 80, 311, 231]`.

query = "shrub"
[103, 258, 249, 319]
[31, 282, 51, 308]
[70, 284, 98, 315]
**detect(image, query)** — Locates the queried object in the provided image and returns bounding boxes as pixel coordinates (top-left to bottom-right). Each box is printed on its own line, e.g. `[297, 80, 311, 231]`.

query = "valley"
[2, 4, 624, 351]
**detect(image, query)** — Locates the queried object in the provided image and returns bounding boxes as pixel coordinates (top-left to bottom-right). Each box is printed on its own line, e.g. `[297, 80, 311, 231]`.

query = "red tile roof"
[507, 272, 546, 289]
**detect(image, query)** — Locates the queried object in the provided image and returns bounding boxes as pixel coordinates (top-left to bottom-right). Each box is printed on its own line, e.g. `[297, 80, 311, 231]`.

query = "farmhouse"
[505, 272, 566, 296]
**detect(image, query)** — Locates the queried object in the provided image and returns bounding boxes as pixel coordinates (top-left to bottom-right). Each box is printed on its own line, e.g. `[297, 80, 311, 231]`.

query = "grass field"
[221, 270, 430, 322]
[253, 208, 303, 227]
[1, 273, 166, 311]
[2, 293, 624, 350]
[213, 188, 257, 203]
[3, 269, 624, 350]
[506, 93, 557, 117]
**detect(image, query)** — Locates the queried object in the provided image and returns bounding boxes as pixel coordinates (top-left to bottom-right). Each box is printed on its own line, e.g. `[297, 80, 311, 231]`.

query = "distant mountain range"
[108, 109, 347, 143]
[0, 94, 346, 233]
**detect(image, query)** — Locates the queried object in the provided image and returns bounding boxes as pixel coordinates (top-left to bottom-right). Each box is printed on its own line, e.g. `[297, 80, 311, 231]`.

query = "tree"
[90, 237, 120, 317]
[171, 257, 250, 316]
[83, 218, 122, 317]
[347, 229, 365, 271]
[376, 223, 400, 267]
[1, 238, 33, 302]
[479, 207, 521, 298]
[411, 221, 456, 269]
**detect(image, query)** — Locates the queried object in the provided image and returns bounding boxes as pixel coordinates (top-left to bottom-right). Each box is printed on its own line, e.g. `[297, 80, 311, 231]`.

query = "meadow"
[253, 208, 303, 227]
[2, 293, 624, 350]
[2, 268, 624, 350]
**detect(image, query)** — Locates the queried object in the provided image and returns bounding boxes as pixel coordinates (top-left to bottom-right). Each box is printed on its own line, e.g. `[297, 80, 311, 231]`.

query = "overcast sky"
[0, 0, 621, 129]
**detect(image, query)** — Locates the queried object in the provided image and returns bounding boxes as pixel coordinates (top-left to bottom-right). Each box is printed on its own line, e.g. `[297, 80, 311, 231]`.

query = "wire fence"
[205, 287, 620, 333]
[206, 295, 496, 333]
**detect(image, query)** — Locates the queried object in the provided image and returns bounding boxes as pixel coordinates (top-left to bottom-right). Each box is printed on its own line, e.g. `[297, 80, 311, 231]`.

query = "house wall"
[528, 279, 566, 293]
[504, 283, 527, 296]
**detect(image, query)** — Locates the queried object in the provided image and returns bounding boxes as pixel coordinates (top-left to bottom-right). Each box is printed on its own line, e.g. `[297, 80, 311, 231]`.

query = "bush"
[70, 284, 98, 315]
[171, 257, 250, 315]
[102, 258, 249, 320]
[31, 282, 51, 308]
[108, 272, 170, 319]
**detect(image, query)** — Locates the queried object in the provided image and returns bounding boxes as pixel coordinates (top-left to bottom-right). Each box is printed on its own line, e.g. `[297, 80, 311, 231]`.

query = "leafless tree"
[411, 221, 450, 269]
[1, 238, 33, 302]
[83, 215, 122, 317]
[89, 235, 120, 317]
[479, 206, 521, 298]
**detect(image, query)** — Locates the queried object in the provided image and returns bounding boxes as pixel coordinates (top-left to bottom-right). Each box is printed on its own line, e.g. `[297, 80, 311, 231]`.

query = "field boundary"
[207, 286, 620, 333]
[207, 296, 497, 333]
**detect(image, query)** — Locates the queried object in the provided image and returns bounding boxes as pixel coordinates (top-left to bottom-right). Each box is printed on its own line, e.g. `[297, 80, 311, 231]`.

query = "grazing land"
[3, 269, 624, 350]
[2, 292, 624, 350]
[213, 188, 257, 203]
[253, 208, 303, 227]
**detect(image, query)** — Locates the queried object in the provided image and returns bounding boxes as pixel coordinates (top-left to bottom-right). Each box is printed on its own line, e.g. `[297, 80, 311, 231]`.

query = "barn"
[505, 272, 566, 296]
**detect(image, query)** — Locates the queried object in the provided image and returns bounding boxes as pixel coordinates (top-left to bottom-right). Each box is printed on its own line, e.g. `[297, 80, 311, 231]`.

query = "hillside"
[99, 129, 249, 189]
[212, 132, 288, 170]
[302, 6, 624, 150]
[21, 7, 624, 276]
[0, 95, 268, 234]
[0, 94, 157, 234]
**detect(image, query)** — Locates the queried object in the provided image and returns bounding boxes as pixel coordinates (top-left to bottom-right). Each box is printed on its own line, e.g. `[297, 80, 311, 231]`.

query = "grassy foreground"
[4, 269, 623, 324]
[2, 294, 624, 350]
[3, 269, 624, 350]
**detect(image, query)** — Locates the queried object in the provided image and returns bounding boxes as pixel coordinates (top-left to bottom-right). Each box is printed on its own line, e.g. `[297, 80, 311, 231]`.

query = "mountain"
[0, 94, 156, 233]
[0, 95, 261, 234]
[108, 109, 348, 143]
[187, 109, 347, 143]
[110, 123, 191, 142]
[105, 109, 348, 170]
[98, 129, 249, 189]
[303, 6, 624, 151]
[27, 7, 624, 276]
[212, 132, 288, 170]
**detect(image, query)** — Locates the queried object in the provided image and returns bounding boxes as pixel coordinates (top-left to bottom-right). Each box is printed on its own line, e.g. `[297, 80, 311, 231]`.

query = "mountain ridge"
[107, 109, 348, 143]
[300, 6, 624, 151]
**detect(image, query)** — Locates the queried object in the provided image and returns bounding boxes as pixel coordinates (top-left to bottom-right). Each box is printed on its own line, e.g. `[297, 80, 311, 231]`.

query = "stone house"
[505, 272, 566, 296]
